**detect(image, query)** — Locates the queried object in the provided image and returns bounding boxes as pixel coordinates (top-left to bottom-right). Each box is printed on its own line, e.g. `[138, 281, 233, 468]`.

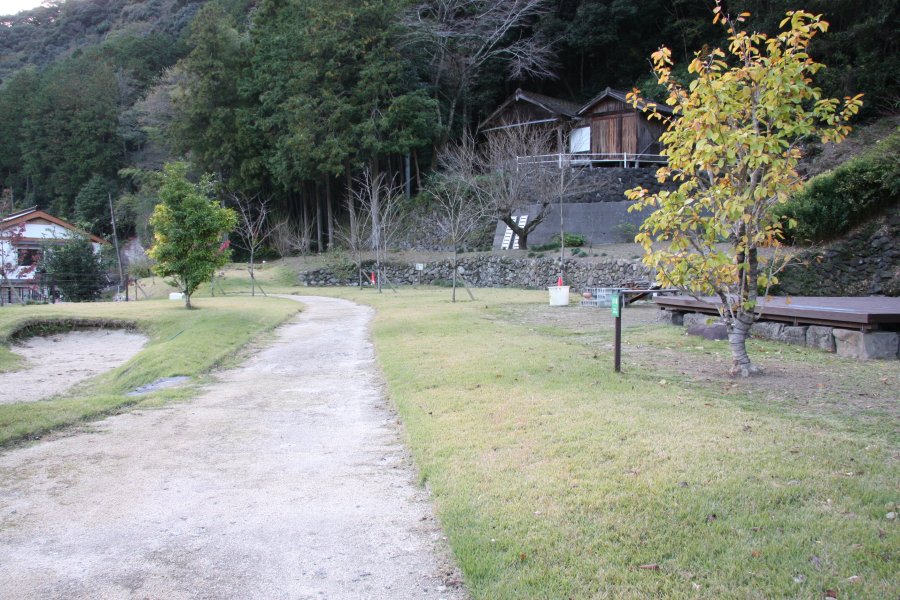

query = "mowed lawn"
[0, 296, 301, 446]
[314, 286, 897, 599]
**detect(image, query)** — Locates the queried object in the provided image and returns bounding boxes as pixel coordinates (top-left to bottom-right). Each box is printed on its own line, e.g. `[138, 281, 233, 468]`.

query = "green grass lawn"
[5, 264, 897, 598]
[0, 296, 301, 446]
[306, 286, 898, 599]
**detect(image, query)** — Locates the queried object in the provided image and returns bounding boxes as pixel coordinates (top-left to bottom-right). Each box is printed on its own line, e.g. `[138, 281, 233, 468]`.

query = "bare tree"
[269, 217, 315, 258]
[429, 135, 489, 301]
[229, 192, 272, 296]
[333, 198, 371, 288]
[475, 124, 571, 250]
[354, 168, 405, 293]
[403, 0, 556, 146]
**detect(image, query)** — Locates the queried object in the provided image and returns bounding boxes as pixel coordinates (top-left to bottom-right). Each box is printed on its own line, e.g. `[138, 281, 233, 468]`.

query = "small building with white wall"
[0, 207, 106, 304]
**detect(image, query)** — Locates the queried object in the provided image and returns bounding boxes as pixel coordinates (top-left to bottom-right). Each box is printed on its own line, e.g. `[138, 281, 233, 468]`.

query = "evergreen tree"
[74, 175, 117, 238]
[41, 234, 107, 302]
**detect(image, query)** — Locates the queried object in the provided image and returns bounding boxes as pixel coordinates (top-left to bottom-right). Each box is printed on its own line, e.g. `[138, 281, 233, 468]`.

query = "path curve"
[0, 296, 466, 599]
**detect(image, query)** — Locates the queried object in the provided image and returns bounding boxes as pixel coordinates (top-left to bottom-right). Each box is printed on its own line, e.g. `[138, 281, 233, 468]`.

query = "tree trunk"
[728, 313, 759, 377]
[249, 246, 255, 296]
[451, 248, 457, 303]
[370, 161, 383, 294]
[345, 164, 362, 288]
[316, 181, 323, 254]
[326, 176, 334, 252]
[184, 291, 192, 309]
[413, 148, 422, 192]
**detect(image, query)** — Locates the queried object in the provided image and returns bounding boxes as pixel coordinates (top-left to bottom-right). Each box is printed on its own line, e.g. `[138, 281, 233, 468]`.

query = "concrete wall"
[492, 166, 667, 248]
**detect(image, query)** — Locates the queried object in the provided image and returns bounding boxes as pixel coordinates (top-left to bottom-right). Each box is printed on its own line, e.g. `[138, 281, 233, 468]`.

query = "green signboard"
[611, 293, 620, 318]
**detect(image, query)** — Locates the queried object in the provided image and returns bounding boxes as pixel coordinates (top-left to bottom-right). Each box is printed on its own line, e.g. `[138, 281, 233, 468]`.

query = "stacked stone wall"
[298, 255, 651, 290]
[778, 205, 899, 297]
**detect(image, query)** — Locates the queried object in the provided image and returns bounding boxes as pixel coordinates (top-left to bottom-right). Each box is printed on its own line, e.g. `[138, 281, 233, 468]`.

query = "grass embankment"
[313, 286, 897, 599]
[0, 297, 300, 446]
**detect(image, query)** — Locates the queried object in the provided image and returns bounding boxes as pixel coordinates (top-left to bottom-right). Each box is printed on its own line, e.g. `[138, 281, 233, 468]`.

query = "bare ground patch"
[0, 330, 148, 405]
[495, 301, 899, 423]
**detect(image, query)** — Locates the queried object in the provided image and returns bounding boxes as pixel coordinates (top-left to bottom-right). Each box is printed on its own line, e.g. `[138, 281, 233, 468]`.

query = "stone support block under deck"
[832, 329, 899, 360]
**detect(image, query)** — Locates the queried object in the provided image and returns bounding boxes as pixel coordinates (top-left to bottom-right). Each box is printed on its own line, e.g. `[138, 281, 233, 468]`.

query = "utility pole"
[108, 192, 127, 301]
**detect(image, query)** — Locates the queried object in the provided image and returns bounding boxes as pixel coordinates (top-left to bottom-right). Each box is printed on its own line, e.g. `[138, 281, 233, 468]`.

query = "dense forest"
[0, 0, 896, 251]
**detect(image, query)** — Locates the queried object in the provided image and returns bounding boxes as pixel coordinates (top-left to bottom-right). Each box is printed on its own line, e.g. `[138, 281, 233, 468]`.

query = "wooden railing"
[516, 153, 667, 169]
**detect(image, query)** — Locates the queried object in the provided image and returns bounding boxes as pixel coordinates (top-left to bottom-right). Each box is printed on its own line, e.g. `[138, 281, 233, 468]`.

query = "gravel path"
[0, 296, 466, 599]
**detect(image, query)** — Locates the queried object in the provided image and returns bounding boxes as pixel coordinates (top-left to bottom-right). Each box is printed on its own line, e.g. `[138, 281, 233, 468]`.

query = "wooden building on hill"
[574, 87, 672, 157]
[480, 86, 672, 167]
[478, 88, 581, 154]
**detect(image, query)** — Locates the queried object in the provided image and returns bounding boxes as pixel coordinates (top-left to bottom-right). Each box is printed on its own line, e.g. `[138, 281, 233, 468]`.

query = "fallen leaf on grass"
[824, 589, 837, 599]
[751, 550, 761, 558]
[639, 564, 660, 570]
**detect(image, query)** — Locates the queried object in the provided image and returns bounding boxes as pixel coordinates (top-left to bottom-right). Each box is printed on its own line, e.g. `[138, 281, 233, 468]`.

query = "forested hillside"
[0, 0, 896, 250]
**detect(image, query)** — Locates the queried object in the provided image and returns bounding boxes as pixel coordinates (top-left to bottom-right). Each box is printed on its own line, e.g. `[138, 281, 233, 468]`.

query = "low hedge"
[778, 128, 899, 243]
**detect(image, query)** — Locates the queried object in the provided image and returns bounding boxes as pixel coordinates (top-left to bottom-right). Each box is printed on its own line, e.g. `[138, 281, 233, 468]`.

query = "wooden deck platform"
[653, 295, 900, 331]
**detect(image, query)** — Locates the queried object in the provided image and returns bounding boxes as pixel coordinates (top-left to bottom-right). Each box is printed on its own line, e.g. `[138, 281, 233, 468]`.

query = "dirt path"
[0, 330, 148, 405]
[0, 296, 466, 599]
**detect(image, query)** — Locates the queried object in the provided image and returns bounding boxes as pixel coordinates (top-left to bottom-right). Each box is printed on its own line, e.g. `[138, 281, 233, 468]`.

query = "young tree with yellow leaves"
[626, 2, 863, 377]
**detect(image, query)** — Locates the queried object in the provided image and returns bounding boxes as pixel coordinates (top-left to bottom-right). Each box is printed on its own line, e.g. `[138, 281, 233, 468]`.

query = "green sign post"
[612, 292, 622, 372]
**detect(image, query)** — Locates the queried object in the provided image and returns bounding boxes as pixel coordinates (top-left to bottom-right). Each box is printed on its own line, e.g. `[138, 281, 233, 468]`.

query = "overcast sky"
[1, 0, 48, 17]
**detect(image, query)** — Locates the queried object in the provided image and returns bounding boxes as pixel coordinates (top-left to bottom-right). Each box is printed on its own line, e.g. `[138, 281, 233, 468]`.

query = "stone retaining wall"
[664, 312, 900, 360]
[777, 205, 899, 296]
[299, 255, 651, 290]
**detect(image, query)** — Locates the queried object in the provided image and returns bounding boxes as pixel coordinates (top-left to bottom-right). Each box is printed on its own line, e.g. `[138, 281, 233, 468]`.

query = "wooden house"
[479, 87, 672, 167]
[574, 87, 672, 158]
[478, 89, 581, 154]
[0, 207, 106, 304]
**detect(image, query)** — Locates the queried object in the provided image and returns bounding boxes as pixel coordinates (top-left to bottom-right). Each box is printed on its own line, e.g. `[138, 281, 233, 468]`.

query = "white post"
[623, 152, 627, 168]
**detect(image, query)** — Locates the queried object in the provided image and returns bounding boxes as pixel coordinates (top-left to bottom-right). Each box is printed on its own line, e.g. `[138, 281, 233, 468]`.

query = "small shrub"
[553, 232, 585, 247]
[614, 221, 640, 242]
